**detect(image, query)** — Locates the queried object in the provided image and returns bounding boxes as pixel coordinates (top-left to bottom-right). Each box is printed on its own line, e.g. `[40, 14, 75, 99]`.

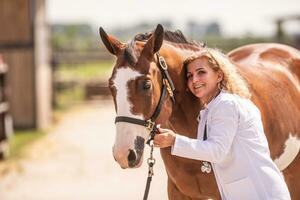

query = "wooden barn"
[0, 0, 52, 129]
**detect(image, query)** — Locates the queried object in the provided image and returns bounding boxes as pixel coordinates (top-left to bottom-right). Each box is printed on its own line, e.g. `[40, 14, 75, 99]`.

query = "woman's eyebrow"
[195, 67, 205, 71]
[187, 67, 205, 74]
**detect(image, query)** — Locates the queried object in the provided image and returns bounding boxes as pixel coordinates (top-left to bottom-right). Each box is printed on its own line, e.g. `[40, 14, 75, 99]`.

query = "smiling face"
[186, 56, 223, 103]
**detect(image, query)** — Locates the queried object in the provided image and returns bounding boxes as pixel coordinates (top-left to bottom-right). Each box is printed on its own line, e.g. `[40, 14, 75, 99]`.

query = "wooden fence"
[52, 49, 113, 100]
[52, 49, 113, 65]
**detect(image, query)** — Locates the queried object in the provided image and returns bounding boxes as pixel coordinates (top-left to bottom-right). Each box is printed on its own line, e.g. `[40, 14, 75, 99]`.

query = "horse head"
[100, 24, 174, 169]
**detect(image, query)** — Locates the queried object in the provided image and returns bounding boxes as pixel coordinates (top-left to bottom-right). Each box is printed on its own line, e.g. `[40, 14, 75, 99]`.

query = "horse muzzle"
[113, 136, 145, 169]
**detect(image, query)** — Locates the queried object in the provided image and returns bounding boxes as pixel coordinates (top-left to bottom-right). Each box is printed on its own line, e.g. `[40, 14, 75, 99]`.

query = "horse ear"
[99, 27, 123, 55]
[141, 24, 164, 60]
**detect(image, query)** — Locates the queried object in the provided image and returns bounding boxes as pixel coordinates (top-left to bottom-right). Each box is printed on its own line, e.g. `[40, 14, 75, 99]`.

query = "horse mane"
[134, 30, 199, 45]
[125, 29, 205, 65]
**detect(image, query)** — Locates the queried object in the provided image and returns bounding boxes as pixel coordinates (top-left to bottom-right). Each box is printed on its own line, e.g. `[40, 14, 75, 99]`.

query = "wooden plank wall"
[0, 50, 35, 128]
[0, 0, 36, 128]
[0, 0, 32, 45]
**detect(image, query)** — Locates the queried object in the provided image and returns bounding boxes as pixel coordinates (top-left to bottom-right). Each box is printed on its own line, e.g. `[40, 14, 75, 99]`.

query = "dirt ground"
[0, 99, 168, 200]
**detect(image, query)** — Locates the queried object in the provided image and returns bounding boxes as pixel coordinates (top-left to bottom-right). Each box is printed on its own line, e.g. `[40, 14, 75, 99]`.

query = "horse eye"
[143, 81, 151, 90]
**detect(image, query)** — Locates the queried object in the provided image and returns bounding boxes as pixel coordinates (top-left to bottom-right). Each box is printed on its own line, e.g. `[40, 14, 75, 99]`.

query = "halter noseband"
[114, 53, 176, 144]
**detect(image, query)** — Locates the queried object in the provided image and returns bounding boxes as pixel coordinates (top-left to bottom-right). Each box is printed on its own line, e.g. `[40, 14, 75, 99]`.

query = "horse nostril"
[128, 149, 137, 166]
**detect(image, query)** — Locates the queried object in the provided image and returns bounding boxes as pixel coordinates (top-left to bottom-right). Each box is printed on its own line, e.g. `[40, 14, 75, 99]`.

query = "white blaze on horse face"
[114, 67, 142, 118]
[274, 133, 300, 171]
[112, 67, 149, 168]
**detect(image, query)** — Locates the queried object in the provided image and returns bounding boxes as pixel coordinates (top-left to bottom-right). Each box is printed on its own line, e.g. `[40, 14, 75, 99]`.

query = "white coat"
[171, 91, 291, 200]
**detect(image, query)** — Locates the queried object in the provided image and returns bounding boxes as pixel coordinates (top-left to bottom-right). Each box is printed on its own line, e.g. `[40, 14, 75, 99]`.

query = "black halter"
[114, 53, 175, 144]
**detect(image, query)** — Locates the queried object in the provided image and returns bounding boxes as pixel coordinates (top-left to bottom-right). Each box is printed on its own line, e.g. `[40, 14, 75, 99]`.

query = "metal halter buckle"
[158, 56, 168, 70]
[146, 120, 155, 131]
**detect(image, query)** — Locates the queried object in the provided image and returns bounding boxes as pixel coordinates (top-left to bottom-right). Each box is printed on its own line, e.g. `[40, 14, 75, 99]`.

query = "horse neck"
[160, 42, 203, 137]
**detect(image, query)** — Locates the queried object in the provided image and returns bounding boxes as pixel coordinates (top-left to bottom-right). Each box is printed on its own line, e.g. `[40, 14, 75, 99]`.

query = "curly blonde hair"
[184, 48, 251, 99]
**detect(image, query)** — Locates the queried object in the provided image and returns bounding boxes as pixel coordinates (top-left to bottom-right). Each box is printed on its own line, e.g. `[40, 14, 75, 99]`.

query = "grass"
[8, 130, 45, 159]
[56, 61, 114, 82]
[0, 130, 47, 177]
[55, 86, 84, 111]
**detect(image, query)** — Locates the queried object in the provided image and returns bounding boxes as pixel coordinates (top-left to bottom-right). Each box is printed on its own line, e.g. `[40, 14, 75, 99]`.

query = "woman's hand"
[153, 127, 176, 148]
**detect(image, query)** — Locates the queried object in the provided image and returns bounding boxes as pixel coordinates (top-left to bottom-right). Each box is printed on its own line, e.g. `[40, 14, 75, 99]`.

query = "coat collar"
[198, 90, 226, 120]
[205, 89, 223, 110]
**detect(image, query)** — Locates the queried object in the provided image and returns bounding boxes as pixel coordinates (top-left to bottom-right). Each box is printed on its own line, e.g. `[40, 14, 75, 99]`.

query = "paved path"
[0, 99, 168, 200]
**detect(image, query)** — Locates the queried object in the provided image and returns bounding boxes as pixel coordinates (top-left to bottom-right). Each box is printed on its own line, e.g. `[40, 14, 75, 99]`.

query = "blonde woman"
[153, 49, 291, 200]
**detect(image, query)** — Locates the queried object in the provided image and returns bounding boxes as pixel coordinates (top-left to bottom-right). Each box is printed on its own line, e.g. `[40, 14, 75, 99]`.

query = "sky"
[47, 0, 300, 37]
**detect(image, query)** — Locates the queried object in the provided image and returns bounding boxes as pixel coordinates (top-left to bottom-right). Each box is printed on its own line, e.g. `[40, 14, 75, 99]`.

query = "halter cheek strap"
[114, 53, 175, 144]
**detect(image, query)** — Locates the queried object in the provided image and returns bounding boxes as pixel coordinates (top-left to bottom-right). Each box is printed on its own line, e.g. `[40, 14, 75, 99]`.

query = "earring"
[218, 82, 222, 90]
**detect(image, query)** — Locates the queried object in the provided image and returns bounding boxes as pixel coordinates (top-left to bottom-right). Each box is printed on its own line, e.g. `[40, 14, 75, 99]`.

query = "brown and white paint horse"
[100, 24, 300, 199]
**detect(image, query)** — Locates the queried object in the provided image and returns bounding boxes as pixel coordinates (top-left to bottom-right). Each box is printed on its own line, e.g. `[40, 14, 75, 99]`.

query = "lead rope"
[143, 141, 156, 200]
